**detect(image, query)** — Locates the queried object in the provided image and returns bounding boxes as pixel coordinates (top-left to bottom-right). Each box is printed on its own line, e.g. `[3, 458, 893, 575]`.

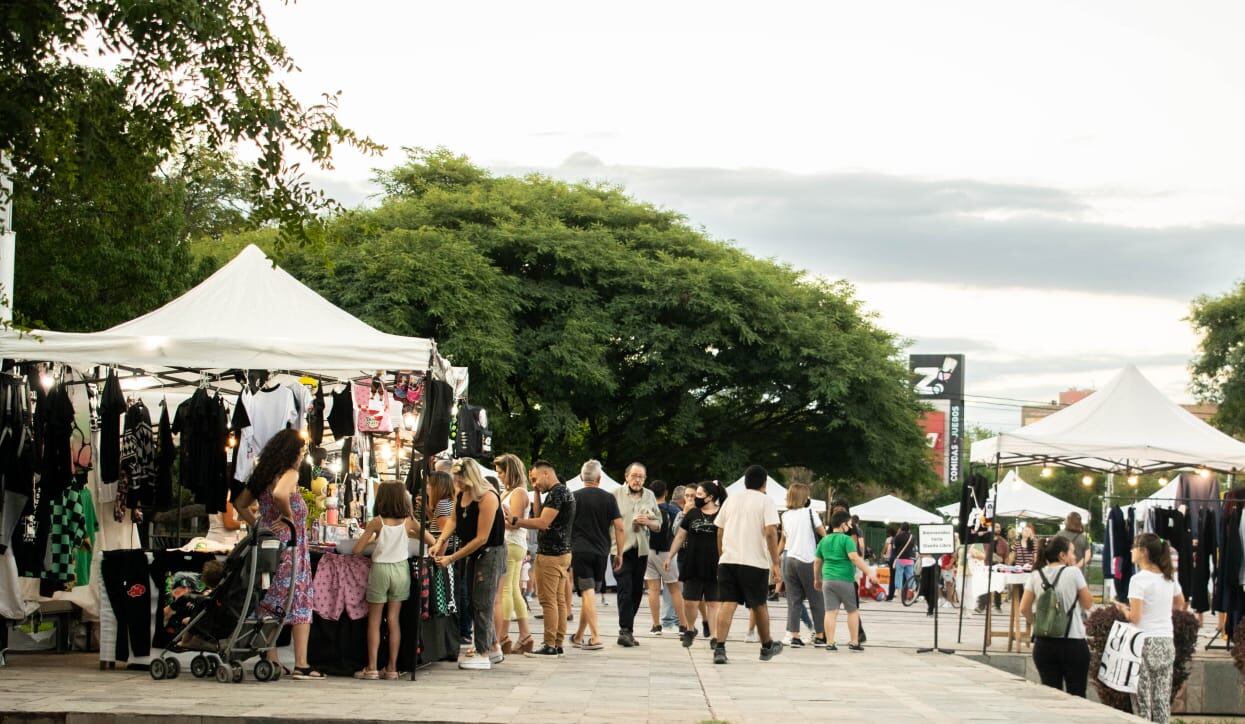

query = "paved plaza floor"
[0, 595, 1147, 723]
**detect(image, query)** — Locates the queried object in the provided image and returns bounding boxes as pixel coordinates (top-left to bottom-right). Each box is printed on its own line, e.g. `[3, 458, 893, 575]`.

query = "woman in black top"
[666, 481, 726, 647]
[432, 459, 507, 670]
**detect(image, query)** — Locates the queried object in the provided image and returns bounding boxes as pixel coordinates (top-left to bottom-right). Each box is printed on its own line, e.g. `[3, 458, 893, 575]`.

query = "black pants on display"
[1032, 636, 1090, 697]
[102, 550, 152, 661]
[616, 549, 647, 633]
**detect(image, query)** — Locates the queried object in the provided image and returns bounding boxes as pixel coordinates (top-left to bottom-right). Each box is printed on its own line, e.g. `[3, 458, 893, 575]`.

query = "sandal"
[293, 667, 326, 680]
[499, 637, 513, 655]
[517, 634, 535, 654]
[382, 669, 402, 680]
[353, 669, 380, 680]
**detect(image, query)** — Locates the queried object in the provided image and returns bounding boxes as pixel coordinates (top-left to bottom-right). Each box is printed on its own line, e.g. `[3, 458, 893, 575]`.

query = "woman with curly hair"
[233, 428, 321, 679]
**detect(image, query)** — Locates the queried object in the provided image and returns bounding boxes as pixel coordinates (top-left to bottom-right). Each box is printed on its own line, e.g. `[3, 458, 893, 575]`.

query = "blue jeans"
[894, 561, 915, 598]
[660, 586, 678, 628]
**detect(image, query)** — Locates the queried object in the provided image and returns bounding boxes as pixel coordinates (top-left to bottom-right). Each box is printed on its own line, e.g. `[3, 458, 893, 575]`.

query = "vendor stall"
[725, 475, 827, 512]
[851, 494, 942, 525]
[0, 245, 464, 679]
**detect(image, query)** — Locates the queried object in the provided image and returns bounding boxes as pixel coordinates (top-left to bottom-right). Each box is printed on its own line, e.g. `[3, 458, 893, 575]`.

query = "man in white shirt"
[713, 465, 783, 664]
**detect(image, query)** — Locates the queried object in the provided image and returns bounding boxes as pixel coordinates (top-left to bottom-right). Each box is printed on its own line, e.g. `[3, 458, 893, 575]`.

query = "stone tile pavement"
[0, 595, 1144, 723]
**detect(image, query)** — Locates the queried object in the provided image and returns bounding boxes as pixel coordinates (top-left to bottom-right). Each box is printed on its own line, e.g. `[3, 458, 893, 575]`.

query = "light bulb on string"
[1040, 465, 1053, 479]
[1127, 475, 1139, 487]
[1081, 474, 1094, 487]
[1197, 467, 1210, 479]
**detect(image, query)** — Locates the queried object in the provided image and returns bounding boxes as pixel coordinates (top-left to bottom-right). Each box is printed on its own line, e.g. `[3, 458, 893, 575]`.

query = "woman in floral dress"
[234, 428, 321, 679]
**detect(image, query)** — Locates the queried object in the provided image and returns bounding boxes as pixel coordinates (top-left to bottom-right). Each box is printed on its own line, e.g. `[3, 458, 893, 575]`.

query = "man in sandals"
[569, 460, 626, 651]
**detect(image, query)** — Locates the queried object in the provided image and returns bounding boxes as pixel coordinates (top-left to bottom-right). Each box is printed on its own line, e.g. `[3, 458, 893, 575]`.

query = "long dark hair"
[1036, 535, 1070, 565]
[698, 480, 726, 504]
[246, 428, 304, 498]
[1134, 532, 1175, 581]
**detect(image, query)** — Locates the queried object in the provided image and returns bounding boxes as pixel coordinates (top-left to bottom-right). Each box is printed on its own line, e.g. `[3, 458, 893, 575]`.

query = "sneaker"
[812, 635, 828, 648]
[534, 612, 544, 619]
[702, 621, 710, 638]
[525, 645, 560, 658]
[781, 632, 793, 646]
[650, 625, 663, 636]
[617, 630, 638, 647]
[663, 625, 681, 635]
[582, 640, 604, 651]
[848, 643, 864, 652]
[789, 637, 805, 648]
[680, 629, 696, 648]
[713, 645, 728, 665]
[744, 631, 759, 644]
[825, 643, 839, 652]
[459, 657, 492, 670]
[488, 649, 504, 665]
[760, 640, 784, 662]
[556, 647, 565, 657]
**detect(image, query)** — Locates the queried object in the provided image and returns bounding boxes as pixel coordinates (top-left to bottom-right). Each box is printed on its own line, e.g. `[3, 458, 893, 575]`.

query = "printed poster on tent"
[1098, 620, 1144, 694]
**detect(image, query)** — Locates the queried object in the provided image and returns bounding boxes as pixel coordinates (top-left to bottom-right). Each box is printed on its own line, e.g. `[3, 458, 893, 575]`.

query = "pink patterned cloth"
[312, 553, 371, 621]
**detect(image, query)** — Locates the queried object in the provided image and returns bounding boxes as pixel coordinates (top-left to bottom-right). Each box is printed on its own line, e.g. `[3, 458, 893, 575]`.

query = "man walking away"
[645, 479, 686, 636]
[613, 463, 661, 647]
[569, 460, 625, 651]
[514, 461, 575, 657]
[713, 465, 784, 664]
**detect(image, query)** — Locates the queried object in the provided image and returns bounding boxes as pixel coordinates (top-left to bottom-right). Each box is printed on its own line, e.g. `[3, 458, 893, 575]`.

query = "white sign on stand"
[919, 524, 955, 555]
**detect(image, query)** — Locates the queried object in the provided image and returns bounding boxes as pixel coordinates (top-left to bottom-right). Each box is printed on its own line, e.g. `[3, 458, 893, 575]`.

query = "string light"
[1081, 474, 1094, 487]
[1040, 465, 1053, 478]
[1197, 468, 1211, 479]
[1127, 475, 1139, 487]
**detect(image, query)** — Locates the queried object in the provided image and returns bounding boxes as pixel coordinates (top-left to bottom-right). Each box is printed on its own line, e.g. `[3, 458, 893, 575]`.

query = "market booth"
[969, 366, 1245, 653]
[0, 245, 468, 678]
[725, 475, 827, 512]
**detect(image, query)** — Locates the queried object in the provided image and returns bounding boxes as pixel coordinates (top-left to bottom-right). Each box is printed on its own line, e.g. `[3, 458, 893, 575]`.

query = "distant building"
[1021, 388, 1216, 427]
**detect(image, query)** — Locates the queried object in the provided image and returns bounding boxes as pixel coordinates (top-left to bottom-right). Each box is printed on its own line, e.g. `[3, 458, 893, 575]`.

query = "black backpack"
[411, 379, 453, 455]
[453, 404, 492, 458]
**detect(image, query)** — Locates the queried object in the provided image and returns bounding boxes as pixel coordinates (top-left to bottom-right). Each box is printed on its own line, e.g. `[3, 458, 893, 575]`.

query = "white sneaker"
[663, 625, 681, 635]
[488, 648, 504, 665]
[745, 631, 760, 644]
[781, 632, 793, 646]
[459, 657, 492, 670]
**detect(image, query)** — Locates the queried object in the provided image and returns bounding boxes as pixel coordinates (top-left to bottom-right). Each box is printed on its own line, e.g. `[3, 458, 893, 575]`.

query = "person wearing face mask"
[612, 462, 661, 647]
[666, 481, 726, 647]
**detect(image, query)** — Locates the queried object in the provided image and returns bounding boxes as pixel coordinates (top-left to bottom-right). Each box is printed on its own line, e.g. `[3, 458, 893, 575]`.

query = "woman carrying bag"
[1116, 533, 1185, 724]
[1019, 536, 1093, 696]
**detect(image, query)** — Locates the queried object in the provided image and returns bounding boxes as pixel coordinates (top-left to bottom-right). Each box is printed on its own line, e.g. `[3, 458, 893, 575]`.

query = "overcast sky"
[261, 0, 1245, 430]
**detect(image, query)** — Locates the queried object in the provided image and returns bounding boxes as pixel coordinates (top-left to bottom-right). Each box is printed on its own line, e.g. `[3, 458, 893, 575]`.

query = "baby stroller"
[150, 517, 298, 684]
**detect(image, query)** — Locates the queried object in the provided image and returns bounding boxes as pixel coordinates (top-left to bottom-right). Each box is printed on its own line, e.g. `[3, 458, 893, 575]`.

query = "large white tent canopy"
[726, 475, 826, 512]
[565, 470, 623, 493]
[938, 470, 1089, 521]
[971, 366, 1245, 474]
[0, 244, 450, 381]
[851, 494, 942, 524]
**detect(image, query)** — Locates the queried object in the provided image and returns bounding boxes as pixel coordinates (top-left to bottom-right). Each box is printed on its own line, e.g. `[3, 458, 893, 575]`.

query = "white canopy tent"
[971, 366, 1245, 474]
[565, 470, 623, 493]
[1130, 476, 1179, 518]
[726, 475, 826, 512]
[851, 494, 942, 525]
[991, 470, 1088, 521]
[0, 244, 451, 381]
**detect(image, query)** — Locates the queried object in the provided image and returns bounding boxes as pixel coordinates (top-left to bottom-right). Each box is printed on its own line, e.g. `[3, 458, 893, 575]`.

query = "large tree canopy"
[1191, 283, 1245, 436]
[204, 149, 936, 491]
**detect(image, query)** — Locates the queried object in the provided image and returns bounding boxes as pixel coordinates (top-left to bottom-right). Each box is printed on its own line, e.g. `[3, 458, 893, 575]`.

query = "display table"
[983, 569, 1031, 652]
[306, 550, 457, 676]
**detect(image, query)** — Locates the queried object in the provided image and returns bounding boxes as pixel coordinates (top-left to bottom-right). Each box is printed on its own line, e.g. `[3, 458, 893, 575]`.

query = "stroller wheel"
[231, 661, 244, 683]
[215, 663, 232, 683]
[191, 655, 209, 678]
[150, 658, 167, 681]
[164, 657, 180, 679]
[254, 660, 274, 682]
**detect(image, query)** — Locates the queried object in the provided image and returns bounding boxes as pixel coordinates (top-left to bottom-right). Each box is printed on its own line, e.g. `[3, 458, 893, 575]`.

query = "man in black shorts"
[713, 465, 783, 664]
[569, 460, 624, 650]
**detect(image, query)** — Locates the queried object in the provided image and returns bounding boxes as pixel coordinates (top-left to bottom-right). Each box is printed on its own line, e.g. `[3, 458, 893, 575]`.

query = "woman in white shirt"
[778, 484, 827, 648]
[1116, 532, 1185, 724]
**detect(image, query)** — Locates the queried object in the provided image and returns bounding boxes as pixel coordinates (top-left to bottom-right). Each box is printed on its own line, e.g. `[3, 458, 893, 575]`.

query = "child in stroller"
[163, 561, 225, 638]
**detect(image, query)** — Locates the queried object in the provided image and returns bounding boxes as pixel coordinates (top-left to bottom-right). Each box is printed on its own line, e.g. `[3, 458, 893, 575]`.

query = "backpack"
[453, 404, 492, 458]
[1032, 567, 1076, 638]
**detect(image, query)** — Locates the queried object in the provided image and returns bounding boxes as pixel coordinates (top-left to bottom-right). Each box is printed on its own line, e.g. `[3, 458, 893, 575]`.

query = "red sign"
[919, 410, 946, 481]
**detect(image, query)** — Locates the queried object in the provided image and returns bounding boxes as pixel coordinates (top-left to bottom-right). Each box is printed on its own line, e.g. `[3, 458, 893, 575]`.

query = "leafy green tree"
[1190, 284, 1245, 435]
[208, 149, 938, 491]
[12, 68, 194, 331]
[1, 0, 380, 235]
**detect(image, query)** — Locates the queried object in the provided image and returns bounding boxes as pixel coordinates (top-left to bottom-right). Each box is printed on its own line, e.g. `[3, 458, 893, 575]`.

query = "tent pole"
[982, 455, 1001, 656]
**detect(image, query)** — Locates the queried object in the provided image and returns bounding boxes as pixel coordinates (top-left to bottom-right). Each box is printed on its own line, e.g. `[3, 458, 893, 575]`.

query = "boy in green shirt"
[814, 510, 879, 651]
